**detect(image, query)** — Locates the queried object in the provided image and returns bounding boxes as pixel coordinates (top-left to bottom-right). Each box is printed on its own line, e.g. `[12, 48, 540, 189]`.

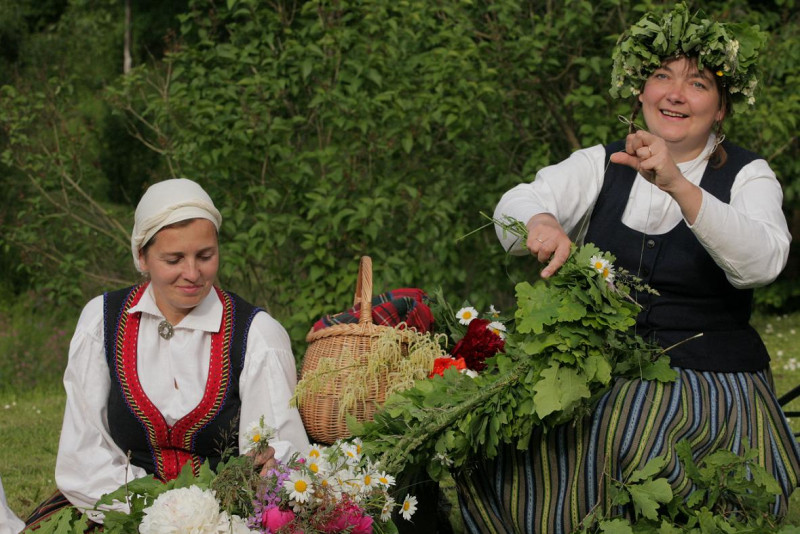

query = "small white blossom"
[380, 497, 396, 522]
[284, 471, 314, 503]
[456, 306, 479, 325]
[400, 495, 418, 520]
[487, 321, 506, 339]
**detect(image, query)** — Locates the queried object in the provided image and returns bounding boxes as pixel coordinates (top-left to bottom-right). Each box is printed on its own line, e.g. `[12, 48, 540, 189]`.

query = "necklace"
[158, 319, 174, 340]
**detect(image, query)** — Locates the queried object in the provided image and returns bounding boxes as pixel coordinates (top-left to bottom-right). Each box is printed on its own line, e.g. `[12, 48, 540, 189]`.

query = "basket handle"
[354, 256, 373, 325]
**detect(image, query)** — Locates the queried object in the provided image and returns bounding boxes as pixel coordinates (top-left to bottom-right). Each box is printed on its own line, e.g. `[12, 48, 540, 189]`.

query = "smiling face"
[639, 56, 724, 162]
[138, 218, 219, 325]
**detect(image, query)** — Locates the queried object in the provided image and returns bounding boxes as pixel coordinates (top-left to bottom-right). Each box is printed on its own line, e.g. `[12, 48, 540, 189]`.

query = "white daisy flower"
[360, 471, 378, 491]
[486, 321, 506, 339]
[305, 455, 328, 476]
[463, 369, 479, 378]
[401, 494, 418, 520]
[455, 306, 479, 325]
[488, 304, 501, 317]
[341, 443, 361, 465]
[590, 255, 615, 282]
[381, 497, 396, 522]
[284, 471, 313, 503]
[376, 471, 395, 487]
[240, 416, 274, 454]
[307, 444, 323, 459]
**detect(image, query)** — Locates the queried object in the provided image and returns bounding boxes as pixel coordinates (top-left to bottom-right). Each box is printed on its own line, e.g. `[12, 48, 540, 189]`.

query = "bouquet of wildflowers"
[353, 234, 675, 481]
[253, 439, 417, 534]
[35, 417, 415, 534]
[427, 287, 507, 377]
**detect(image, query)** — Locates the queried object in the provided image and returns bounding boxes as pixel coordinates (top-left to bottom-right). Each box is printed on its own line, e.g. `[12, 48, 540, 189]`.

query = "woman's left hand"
[250, 446, 277, 476]
[609, 130, 683, 192]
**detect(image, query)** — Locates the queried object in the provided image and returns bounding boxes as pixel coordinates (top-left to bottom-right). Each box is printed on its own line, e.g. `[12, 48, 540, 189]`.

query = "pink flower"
[322, 502, 373, 534]
[262, 506, 296, 532]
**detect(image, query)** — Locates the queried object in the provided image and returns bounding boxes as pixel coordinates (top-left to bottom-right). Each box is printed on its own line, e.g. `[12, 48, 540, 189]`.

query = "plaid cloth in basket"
[312, 288, 433, 333]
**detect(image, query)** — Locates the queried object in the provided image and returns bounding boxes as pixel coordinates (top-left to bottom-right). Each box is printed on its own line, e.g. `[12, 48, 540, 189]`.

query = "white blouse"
[0, 475, 24, 534]
[494, 135, 791, 288]
[55, 285, 310, 516]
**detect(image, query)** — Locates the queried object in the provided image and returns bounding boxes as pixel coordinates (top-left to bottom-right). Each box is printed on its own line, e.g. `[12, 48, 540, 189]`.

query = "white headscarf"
[131, 178, 222, 272]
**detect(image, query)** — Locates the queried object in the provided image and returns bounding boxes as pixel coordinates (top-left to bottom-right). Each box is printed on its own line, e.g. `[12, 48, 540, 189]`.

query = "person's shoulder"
[722, 140, 763, 165]
[221, 290, 292, 347]
[248, 309, 291, 342]
[564, 143, 607, 165]
[73, 294, 106, 339]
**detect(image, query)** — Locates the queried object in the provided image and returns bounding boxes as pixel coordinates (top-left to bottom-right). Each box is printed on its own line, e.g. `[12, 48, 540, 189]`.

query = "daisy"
[307, 444, 323, 459]
[401, 494, 418, 520]
[360, 471, 378, 492]
[590, 255, 615, 282]
[488, 304, 501, 317]
[380, 497, 396, 522]
[284, 471, 313, 503]
[486, 321, 506, 339]
[455, 306, 479, 325]
[241, 416, 274, 454]
[376, 471, 395, 487]
[305, 455, 327, 476]
[342, 443, 361, 465]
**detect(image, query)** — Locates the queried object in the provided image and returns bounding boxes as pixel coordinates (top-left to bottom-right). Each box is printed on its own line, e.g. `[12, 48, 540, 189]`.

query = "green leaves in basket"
[354, 242, 676, 479]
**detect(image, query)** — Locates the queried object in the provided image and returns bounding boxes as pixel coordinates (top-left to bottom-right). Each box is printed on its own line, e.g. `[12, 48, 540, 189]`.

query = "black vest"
[584, 140, 770, 372]
[103, 284, 261, 479]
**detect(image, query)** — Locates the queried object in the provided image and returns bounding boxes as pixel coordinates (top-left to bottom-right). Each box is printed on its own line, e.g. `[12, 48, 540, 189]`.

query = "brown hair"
[139, 218, 214, 258]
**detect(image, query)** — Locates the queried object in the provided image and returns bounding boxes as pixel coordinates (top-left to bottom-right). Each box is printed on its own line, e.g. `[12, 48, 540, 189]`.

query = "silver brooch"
[158, 320, 174, 340]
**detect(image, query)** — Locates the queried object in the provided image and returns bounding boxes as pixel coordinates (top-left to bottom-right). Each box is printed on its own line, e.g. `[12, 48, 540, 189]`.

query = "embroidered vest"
[103, 284, 261, 480]
[584, 140, 770, 372]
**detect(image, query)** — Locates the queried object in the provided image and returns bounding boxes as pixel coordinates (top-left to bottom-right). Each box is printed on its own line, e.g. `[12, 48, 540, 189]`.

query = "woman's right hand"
[525, 213, 572, 278]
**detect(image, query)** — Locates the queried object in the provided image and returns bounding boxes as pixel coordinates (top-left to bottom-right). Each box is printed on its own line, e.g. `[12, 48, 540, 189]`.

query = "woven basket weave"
[298, 256, 399, 445]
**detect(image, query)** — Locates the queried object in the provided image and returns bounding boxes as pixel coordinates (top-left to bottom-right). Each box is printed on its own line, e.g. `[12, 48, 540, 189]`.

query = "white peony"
[139, 485, 256, 534]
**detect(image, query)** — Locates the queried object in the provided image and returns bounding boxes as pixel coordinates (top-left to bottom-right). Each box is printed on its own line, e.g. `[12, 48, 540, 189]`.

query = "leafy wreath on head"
[609, 2, 767, 110]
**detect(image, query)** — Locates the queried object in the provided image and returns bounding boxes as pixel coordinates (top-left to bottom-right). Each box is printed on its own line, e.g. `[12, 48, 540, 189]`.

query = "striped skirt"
[456, 368, 800, 534]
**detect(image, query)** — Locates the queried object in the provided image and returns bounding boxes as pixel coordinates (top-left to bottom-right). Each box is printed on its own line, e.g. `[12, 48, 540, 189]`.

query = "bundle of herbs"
[352, 242, 676, 480]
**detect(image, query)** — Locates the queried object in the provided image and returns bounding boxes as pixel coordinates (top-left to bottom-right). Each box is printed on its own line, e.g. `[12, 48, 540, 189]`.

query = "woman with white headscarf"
[23, 178, 309, 529]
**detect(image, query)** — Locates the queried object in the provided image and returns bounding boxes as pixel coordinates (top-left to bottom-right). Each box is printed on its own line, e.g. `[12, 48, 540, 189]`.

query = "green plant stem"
[379, 357, 534, 473]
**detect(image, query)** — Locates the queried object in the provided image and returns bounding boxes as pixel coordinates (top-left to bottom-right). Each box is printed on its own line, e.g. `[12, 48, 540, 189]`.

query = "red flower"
[322, 500, 373, 534]
[450, 318, 504, 372]
[429, 357, 467, 378]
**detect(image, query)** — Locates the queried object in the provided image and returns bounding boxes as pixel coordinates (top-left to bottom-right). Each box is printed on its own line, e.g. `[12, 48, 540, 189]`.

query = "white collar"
[127, 284, 223, 333]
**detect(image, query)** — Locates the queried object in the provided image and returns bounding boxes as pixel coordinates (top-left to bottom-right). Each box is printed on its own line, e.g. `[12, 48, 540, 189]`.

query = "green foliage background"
[0, 0, 798, 357]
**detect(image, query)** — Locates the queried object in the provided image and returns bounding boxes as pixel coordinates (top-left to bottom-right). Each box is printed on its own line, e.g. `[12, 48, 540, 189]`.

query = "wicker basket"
[298, 256, 399, 445]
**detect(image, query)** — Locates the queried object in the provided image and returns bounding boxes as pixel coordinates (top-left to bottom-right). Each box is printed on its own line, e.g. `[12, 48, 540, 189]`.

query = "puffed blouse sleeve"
[239, 312, 310, 462]
[493, 145, 607, 254]
[56, 295, 148, 515]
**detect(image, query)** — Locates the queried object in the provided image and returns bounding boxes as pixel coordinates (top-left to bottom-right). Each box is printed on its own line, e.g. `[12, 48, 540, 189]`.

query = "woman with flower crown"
[22, 178, 310, 531]
[457, 4, 800, 533]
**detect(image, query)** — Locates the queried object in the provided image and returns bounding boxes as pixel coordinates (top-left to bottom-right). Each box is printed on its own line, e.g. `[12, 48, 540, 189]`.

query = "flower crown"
[609, 2, 767, 108]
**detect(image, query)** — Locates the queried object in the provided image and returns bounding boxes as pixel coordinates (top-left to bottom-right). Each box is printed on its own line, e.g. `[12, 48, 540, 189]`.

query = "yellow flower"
[716, 70, 724, 76]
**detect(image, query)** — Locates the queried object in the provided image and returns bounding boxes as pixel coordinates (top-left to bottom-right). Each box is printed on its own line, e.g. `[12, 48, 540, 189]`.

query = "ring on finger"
[647, 146, 653, 158]
[536, 238, 545, 243]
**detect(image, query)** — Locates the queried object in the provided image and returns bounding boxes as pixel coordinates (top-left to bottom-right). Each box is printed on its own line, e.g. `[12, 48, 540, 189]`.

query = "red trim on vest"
[114, 284, 234, 480]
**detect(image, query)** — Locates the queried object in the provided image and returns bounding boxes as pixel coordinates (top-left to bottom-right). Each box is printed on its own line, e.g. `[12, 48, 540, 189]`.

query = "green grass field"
[2, 310, 800, 526]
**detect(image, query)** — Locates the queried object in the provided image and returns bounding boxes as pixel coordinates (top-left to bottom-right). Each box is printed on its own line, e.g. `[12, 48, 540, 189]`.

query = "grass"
[3, 306, 800, 526]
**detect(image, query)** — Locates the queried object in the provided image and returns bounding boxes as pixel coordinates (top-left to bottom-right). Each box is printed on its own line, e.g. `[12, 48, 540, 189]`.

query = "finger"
[259, 457, 277, 477]
[540, 241, 571, 278]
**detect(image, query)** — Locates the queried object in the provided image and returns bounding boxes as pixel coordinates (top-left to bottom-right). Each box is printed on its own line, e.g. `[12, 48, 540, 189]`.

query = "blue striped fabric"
[456, 368, 800, 534]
